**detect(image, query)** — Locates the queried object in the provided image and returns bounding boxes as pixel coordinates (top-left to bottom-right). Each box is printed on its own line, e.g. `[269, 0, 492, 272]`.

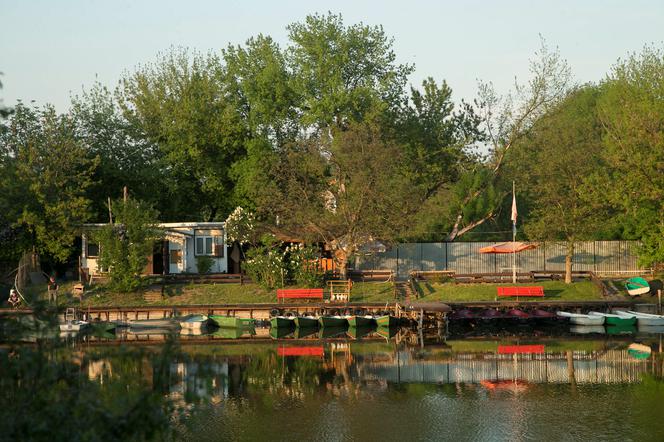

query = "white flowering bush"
[225, 206, 256, 245]
[243, 234, 287, 289]
[286, 243, 325, 288]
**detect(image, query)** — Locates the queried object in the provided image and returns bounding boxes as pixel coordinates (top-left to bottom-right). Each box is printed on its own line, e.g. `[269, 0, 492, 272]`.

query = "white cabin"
[81, 222, 228, 278]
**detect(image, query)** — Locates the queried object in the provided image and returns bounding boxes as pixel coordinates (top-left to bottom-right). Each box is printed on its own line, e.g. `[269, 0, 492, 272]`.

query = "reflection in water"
[5, 325, 664, 441]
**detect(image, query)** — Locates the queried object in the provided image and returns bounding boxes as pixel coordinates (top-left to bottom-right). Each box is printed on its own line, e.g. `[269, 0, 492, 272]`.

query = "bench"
[277, 288, 324, 303]
[497, 286, 544, 298]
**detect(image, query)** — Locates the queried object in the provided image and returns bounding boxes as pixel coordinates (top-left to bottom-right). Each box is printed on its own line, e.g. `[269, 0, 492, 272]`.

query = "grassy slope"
[14, 279, 611, 308]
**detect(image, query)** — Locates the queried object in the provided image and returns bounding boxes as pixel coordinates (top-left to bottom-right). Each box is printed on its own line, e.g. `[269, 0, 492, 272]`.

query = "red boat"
[451, 309, 475, 320]
[479, 309, 504, 320]
[506, 309, 530, 320]
[531, 309, 556, 319]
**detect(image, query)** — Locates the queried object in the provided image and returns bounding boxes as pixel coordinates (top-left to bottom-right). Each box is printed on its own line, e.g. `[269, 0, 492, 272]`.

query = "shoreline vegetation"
[14, 279, 621, 308]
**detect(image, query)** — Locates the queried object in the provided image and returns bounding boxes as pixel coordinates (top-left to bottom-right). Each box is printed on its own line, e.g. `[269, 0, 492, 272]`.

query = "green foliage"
[196, 255, 214, 274]
[286, 243, 324, 287]
[95, 198, 161, 292]
[597, 46, 664, 266]
[243, 235, 286, 289]
[0, 103, 97, 263]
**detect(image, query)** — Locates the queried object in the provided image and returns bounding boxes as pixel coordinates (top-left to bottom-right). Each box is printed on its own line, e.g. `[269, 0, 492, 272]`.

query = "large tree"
[118, 49, 248, 221]
[597, 46, 664, 267]
[0, 103, 97, 263]
[248, 122, 417, 276]
[508, 86, 609, 282]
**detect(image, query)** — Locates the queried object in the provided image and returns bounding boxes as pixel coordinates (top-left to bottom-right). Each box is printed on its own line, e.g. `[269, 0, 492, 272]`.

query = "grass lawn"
[8, 278, 618, 308]
[414, 280, 605, 302]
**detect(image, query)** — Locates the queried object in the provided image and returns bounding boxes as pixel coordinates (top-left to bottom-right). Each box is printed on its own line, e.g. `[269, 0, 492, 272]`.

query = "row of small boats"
[557, 311, 664, 326]
[451, 309, 557, 321]
[269, 314, 398, 329]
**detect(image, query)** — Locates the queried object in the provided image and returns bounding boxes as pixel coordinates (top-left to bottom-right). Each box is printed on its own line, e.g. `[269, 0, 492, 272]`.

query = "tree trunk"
[334, 249, 349, 280]
[565, 241, 574, 284]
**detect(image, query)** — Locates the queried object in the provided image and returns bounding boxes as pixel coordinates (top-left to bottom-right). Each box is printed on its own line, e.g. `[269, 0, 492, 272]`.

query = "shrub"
[196, 256, 214, 274]
[243, 235, 287, 289]
[287, 244, 324, 288]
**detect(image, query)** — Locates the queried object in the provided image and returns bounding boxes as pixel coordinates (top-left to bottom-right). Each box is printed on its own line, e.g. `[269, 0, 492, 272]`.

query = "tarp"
[478, 242, 537, 254]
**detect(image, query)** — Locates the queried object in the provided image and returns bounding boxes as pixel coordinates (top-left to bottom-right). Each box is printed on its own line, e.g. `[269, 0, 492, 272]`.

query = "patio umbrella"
[479, 242, 537, 254]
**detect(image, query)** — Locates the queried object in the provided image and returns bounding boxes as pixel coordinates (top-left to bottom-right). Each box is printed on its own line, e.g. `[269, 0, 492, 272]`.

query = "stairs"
[394, 279, 415, 301]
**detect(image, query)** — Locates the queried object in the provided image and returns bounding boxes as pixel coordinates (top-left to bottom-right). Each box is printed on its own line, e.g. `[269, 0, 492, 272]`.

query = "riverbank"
[11, 279, 624, 309]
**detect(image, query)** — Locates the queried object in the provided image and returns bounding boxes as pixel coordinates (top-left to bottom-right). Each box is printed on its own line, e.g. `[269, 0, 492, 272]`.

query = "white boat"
[127, 318, 180, 329]
[619, 310, 664, 326]
[59, 320, 89, 332]
[570, 325, 606, 335]
[556, 311, 605, 325]
[179, 315, 209, 331]
[637, 324, 664, 334]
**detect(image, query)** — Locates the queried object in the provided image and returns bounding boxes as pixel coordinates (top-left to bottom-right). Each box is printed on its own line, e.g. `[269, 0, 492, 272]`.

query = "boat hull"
[626, 277, 650, 296]
[59, 321, 89, 332]
[294, 317, 319, 328]
[319, 316, 348, 328]
[128, 318, 179, 329]
[375, 315, 398, 327]
[625, 311, 664, 326]
[270, 317, 295, 329]
[347, 316, 375, 327]
[209, 315, 256, 328]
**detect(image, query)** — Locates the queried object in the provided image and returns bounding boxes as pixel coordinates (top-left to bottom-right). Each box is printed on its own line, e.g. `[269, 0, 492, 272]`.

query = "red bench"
[277, 288, 324, 303]
[497, 286, 545, 297]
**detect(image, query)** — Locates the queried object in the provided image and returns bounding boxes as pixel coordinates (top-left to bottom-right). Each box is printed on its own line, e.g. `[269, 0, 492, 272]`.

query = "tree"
[248, 122, 416, 277]
[0, 103, 97, 263]
[445, 38, 573, 241]
[70, 82, 162, 221]
[118, 48, 248, 221]
[287, 12, 413, 131]
[508, 86, 609, 283]
[95, 197, 161, 292]
[597, 46, 664, 267]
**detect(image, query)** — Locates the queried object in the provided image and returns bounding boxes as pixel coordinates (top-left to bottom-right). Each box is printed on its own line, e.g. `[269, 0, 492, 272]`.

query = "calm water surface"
[8, 324, 664, 441]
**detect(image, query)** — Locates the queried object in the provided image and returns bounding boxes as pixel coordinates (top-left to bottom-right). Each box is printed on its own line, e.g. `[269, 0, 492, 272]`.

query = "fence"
[352, 241, 644, 278]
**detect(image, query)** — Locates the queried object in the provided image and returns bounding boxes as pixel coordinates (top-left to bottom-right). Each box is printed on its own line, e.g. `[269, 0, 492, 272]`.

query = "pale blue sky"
[1, 0, 663, 111]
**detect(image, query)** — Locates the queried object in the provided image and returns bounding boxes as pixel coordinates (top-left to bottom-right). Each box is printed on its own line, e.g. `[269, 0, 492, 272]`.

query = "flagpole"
[512, 181, 517, 284]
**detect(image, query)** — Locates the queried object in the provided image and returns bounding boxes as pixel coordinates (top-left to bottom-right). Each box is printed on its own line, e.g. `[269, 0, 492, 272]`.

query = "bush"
[95, 198, 161, 292]
[243, 235, 287, 289]
[196, 256, 214, 274]
[287, 244, 324, 288]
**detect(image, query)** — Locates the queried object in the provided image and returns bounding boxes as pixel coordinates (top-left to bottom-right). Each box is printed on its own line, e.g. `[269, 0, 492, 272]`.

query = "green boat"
[589, 311, 637, 326]
[375, 325, 398, 340]
[375, 315, 398, 327]
[270, 327, 294, 339]
[319, 326, 347, 339]
[347, 316, 375, 327]
[213, 327, 255, 339]
[209, 315, 256, 328]
[89, 321, 117, 333]
[347, 325, 375, 340]
[606, 324, 636, 335]
[625, 277, 650, 296]
[318, 316, 348, 328]
[294, 316, 319, 328]
[270, 316, 295, 329]
[294, 327, 319, 339]
[628, 343, 651, 360]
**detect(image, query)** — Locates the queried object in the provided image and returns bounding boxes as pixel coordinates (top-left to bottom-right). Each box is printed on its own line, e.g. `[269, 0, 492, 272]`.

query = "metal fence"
[352, 241, 643, 278]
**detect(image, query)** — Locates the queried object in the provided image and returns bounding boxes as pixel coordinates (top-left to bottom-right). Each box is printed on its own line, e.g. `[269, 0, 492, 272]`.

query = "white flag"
[511, 193, 517, 224]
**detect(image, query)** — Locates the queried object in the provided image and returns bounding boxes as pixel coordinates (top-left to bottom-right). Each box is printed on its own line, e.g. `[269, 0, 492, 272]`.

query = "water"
[4, 324, 664, 441]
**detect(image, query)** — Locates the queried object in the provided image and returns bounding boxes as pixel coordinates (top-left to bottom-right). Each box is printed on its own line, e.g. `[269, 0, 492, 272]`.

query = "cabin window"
[86, 242, 100, 258]
[196, 236, 214, 256]
[195, 235, 224, 257]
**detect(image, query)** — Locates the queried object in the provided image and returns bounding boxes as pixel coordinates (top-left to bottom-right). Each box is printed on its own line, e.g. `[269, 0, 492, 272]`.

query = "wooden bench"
[277, 288, 324, 303]
[497, 286, 545, 298]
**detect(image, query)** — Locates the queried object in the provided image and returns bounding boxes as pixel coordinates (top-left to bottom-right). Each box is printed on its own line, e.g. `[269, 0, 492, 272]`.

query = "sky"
[1, 0, 663, 111]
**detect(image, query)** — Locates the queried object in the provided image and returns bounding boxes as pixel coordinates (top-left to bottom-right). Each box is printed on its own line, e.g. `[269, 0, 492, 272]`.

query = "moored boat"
[479, 309, 504, 320]
[319, 326, 347, 339]
[531, 309, 556, 320]
[127, 318, 180, 329]
[318, 316, 348, 328]
[294, 327, 319, 339]
[209, 315, 256, 328]
[625, 277, 650, 296]
[506, 309, 530, 320]
[346, 315, 375, 327]
[270, 326, 294, 339]
[556, 311, 605, 325]
[89, 321, 117, 333]
[375, 325, 398, 340]
[628, 343, 652, 359]
[588, 311, 636, 326]
[450, 309, 475, 320]
[620, 311, 664, 326]
[375, 315, 398, 327]
[570, 325, 606, 335]
[293, 316, 319, 328]
[270, 316, 295, 329]
[347, 325, 375, 340]
[59, 320, 89, 332]
[212, 327, 255, 339]
[179, 315, 209, 331]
